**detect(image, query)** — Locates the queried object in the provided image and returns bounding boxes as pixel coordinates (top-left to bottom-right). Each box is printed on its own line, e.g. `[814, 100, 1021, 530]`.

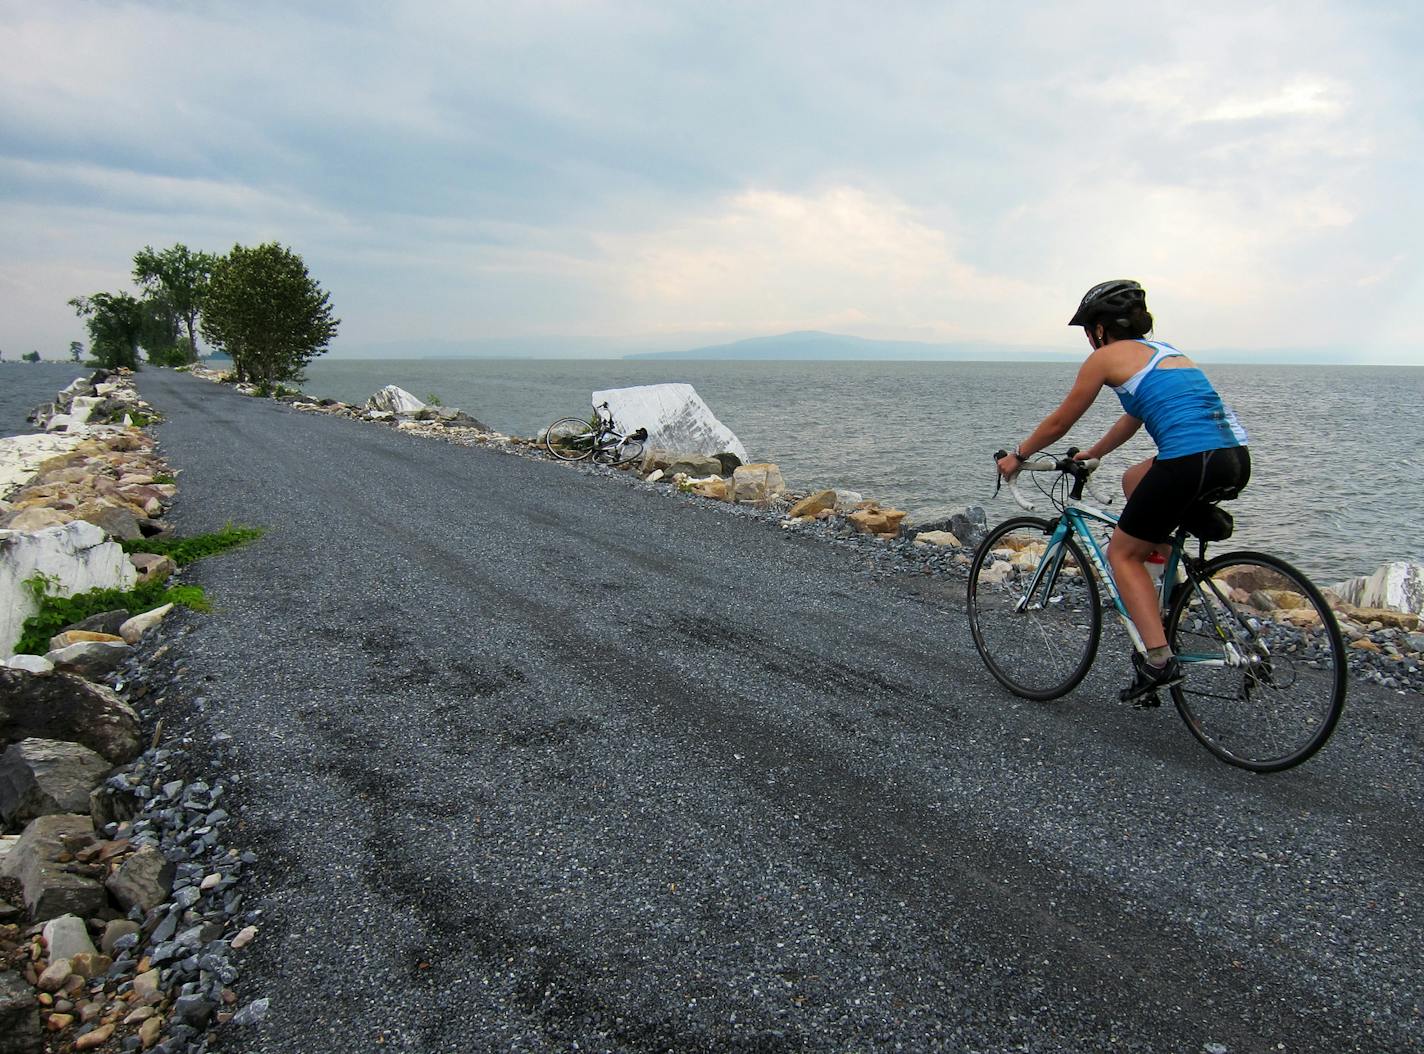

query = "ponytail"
[1102, 306, 1153, 341]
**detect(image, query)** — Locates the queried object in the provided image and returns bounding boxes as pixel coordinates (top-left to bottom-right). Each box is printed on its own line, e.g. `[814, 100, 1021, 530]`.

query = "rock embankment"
[1, 370, 264, 1054]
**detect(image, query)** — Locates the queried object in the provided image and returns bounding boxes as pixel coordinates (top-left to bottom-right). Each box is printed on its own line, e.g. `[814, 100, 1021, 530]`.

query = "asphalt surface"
[125, 369, 1420, 1053]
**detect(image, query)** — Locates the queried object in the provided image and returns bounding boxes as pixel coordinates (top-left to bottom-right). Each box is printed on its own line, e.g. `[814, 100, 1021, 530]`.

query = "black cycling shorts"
[1116, 446, 1251, 544]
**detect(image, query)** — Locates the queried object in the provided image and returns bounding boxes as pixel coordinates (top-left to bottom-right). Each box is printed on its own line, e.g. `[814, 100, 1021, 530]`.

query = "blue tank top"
[1113, 341, 1248, 460]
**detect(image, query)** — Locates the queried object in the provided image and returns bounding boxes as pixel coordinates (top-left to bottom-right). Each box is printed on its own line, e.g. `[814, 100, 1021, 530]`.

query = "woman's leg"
[1121, 456, 1154, 499]
[1108, 525, 1167, 650]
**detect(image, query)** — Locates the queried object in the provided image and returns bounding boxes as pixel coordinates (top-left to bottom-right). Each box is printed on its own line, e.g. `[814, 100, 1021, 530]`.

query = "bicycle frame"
[1022, 497, 1255, 672]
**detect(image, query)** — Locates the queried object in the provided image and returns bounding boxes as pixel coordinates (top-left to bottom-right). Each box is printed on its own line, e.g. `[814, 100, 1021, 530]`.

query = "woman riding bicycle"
[996, 279, 1250, 703]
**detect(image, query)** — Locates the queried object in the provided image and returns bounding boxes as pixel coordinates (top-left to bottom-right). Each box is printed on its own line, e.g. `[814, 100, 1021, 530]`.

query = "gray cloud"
[1, 0, 1419, 360]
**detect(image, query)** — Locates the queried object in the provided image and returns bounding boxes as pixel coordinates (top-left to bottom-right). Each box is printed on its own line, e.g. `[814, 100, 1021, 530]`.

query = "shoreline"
[175, 365, 1424, 696]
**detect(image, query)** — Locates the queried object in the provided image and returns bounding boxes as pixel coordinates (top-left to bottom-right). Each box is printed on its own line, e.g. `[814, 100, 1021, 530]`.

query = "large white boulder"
[591, 383, 748, 462]
[65, 396, 107, 426]
[1331, 561, 1424, 616]
[365, 386, 426, 414]
[0, 522, 138, 656]
[0, 433, 90, 497]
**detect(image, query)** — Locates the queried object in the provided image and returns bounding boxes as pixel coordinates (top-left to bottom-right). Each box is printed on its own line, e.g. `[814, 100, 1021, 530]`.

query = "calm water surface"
[304, 358, 1424, 585]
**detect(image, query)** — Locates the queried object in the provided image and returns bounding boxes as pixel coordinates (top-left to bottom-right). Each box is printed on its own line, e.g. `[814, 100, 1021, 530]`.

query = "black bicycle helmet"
[1068, 279, 1146, 327]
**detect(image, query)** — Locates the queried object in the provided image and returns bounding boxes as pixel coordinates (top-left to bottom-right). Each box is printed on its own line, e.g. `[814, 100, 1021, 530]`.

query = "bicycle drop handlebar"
[993, 447, 1118, 511]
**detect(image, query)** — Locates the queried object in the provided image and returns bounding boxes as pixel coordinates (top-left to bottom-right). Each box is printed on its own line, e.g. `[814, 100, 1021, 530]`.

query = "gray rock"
[712, 452, 743, 476]
[0, 739, 112, 827]
[915, 505, 988, 548]
[0, 814, 105, 923]
[0, 670, 142, 764]
[65, 610, 131, 637]
[105, 846, 174, 913]
[42, 913, 97, 962]
[231, 997, 269, 1026]
[100, 919, 141, 956]
[89, 784, 138, 830]
[44, 640, 131, 679]
[665, 454, 725, 478]
[75, 507, 144, 542]
[171, 994, 215, 1027]
[0, 967, 42, 1054]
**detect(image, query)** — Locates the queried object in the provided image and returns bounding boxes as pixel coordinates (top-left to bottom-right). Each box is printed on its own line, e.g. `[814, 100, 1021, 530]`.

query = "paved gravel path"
[131, 369, 1420, 1053]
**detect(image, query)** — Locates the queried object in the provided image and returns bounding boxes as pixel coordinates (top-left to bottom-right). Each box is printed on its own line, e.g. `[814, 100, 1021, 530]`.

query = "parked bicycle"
[544, 402, 648, 466]
[967, 448, 1346, 772]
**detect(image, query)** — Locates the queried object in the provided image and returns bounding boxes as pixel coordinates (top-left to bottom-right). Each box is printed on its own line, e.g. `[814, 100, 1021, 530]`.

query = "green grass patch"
[16, 524, 266, 653]
[120, 524, 264, 565]
[16, 578, 209, 655]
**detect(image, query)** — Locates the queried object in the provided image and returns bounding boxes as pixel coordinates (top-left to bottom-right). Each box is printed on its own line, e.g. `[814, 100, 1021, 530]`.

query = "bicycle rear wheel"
[1166, 550, 1346, 772]
[545, 417, 596, 461]
[968, 516, 1102, 700]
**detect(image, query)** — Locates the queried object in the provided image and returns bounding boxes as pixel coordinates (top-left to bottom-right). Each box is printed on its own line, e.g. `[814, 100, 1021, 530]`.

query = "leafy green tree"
[69, 341, 83, 363]
[137, 293, 188, 364]
[22, 351, 41, 363]
[133, 244, 215, 364]
[69, 292, 145, 369]
[200, 242, 340, 387]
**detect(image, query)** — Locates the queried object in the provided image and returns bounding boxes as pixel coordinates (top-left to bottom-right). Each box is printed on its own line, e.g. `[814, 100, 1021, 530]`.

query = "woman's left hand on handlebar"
[996, 452, 1021, 478]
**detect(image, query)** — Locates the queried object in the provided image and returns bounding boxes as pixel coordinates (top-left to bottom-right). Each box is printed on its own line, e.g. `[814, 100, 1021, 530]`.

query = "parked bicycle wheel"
[545, 417, 597, 461]
[1166, 551, 1346, 772]
[968, 516, 1102, 700]
[594, 437, 644, 467]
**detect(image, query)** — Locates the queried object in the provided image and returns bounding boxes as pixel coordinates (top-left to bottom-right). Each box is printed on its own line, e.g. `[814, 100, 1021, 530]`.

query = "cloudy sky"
[2, 1, 1420, 362]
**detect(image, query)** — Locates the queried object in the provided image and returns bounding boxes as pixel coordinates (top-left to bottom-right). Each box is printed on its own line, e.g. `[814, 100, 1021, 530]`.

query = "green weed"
[120, 524, 264, 565]
[16, 578, 209, 655]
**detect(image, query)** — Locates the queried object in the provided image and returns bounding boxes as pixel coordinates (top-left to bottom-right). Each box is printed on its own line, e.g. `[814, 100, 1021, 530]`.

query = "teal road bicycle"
[967, 449, 1346, 772]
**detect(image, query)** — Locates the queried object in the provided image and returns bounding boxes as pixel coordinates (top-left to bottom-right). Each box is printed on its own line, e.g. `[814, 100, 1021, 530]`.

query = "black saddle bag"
[1180, 502, 1234, 541]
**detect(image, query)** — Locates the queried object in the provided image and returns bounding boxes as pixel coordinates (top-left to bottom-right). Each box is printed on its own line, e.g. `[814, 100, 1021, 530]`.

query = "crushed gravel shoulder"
[131, 368, 1422, 1053]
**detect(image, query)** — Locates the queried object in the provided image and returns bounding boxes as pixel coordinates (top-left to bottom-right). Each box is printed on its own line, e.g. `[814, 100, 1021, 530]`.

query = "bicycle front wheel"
[1166, 550, 1346, 772]
[968, 516, 1102, 700]
[594, 437, 644, 467]
[545, 417, 596, 461]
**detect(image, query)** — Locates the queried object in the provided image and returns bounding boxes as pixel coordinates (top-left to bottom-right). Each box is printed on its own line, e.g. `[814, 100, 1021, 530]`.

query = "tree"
[69, 292, 145, 369]
[22, 351, 41, 363]
[201, 242, 340, 387]
[133, 244, 215, 364]
[69, 341, 83, 363]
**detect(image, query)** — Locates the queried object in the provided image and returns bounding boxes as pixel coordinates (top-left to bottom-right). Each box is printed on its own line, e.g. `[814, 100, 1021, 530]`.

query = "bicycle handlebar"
[993, 448, 1117, 511]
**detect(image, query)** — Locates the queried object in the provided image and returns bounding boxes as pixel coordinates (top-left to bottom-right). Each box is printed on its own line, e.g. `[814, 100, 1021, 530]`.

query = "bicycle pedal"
[1133, 691, 1164, 710]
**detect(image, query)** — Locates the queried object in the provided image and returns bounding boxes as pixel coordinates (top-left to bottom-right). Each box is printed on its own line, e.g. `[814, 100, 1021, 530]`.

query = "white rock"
[365, 385, 426, 414]
[66, 396, 106, 425]
[3, 654, 54, 675]
[591, 383, 748, 462]
[43, 913, 98, 962]
[119, 603, 174, 644]
[835, 490, 863, 507]
[0, 521, 139, 655]
[0, 432, 91, 496]
[1331, 561, 1424, 616]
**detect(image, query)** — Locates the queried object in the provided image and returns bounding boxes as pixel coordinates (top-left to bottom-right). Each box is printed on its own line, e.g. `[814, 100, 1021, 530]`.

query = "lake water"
[303, 357, 1424, 585]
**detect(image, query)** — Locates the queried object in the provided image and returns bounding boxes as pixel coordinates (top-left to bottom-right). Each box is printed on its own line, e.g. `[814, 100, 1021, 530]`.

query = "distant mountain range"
[623, 330, 1066, 362]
